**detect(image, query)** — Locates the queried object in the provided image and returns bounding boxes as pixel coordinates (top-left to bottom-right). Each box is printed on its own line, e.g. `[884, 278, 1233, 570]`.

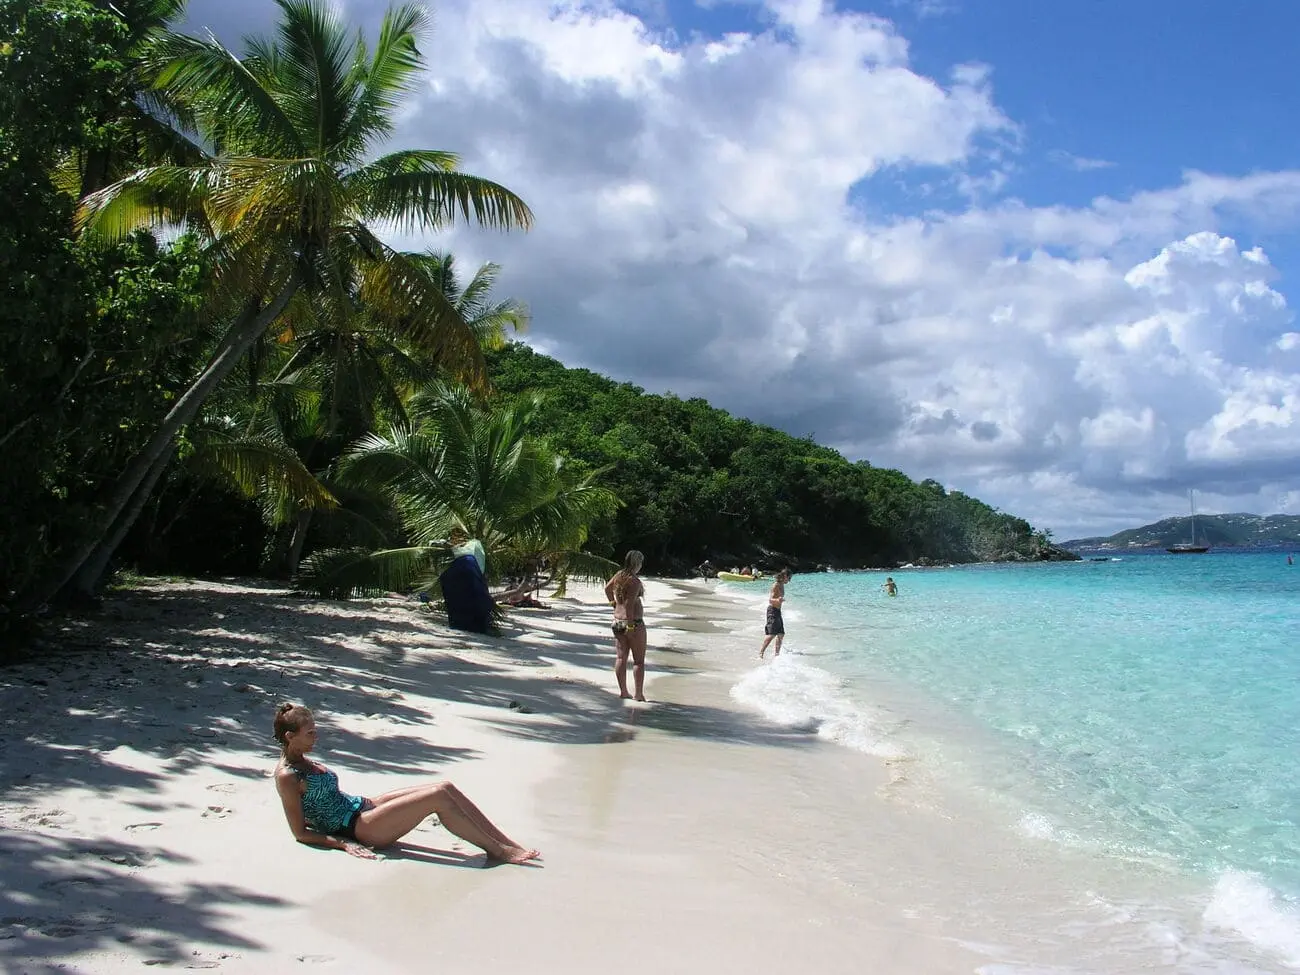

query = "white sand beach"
[1, 576, 1231, 974]
[0, 576, 973, 973]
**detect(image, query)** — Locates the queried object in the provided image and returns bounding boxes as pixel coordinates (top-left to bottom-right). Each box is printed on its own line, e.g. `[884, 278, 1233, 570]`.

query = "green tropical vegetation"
[301, 383, 619, 597]
[0, 0, 1066, 643]
[486, 345, 1069, 574]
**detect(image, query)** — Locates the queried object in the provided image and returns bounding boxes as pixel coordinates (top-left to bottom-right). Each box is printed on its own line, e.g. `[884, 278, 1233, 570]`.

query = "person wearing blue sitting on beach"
[605, 550, 648, 701]
[883, 577, 898, 597]
[272, 703, 539, 864]
[758, 568, 792, 660]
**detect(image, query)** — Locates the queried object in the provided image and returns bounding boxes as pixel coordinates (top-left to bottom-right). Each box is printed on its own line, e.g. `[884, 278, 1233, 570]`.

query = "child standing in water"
[883, 577, 898, 597]
[758, 569, 792, 659]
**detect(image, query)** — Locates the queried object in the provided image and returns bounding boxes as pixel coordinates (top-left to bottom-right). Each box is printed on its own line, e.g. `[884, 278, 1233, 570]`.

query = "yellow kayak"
[717, 571, 758, 582]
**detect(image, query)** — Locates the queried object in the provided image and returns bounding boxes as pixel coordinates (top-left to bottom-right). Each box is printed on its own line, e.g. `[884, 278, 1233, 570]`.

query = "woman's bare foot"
[619, 691, 632, 699]
[486, 845, 541, 865]
[634, 695, 647, 702]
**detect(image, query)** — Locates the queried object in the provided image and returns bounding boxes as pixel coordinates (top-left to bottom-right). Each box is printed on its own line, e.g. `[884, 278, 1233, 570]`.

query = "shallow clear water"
[724, 553, 1300, 969]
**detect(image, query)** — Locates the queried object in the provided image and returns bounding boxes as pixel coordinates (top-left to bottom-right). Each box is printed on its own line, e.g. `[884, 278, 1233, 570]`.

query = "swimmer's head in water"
[273, 703, 316, 752]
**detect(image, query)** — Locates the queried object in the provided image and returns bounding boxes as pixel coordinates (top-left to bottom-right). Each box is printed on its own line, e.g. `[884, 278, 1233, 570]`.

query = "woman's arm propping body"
[274, 764, 377, 859]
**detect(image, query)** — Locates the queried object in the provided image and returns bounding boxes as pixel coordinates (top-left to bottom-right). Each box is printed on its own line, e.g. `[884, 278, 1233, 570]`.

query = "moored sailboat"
[1167, 490, 1210, 553]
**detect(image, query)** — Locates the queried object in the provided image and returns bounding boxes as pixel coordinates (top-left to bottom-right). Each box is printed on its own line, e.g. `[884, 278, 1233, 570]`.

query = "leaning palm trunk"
[285, 507, 315, 580]
[30, 279, 299, 605]
[71, 444, 177, 594]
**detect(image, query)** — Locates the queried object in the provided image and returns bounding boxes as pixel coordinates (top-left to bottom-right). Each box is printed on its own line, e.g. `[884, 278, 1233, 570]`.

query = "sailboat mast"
[1189, 489, 1196, 545]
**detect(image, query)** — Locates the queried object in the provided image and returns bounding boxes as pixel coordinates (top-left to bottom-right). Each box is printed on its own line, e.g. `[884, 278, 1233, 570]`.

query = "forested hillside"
[487, 345, 1070, 573]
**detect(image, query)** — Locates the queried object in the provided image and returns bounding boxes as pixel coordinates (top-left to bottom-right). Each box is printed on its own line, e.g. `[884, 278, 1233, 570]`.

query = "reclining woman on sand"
[497, 577, 548, 610]
[272, 703, 540, 864]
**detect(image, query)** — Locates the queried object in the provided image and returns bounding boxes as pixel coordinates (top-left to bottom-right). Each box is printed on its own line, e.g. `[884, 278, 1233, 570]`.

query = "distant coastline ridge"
[1062, 510, 1300, 551]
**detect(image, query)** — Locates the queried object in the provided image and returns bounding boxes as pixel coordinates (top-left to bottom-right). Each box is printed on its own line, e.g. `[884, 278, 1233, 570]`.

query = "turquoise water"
[726, 553, 1300, 967]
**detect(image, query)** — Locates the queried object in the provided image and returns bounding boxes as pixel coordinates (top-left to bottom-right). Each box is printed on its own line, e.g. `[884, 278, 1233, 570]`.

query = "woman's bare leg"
[630, 627, 648, 701]
[354, 781, 538, 863]
[613, 633, 632, 698]
[368, 784, 428, 806]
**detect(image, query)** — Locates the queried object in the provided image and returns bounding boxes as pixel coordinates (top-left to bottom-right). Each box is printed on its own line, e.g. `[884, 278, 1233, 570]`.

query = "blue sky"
[187, 0, 1300, 537]
[666, 1, 1300, 239]
[903, 2, 1300, 230]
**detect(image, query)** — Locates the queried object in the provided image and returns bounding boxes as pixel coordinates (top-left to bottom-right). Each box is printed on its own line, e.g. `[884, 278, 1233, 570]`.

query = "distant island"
[1063, 513, 1300, 551]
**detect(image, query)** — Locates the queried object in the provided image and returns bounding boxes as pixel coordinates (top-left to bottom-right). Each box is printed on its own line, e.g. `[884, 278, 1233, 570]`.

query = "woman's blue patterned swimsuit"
[293, 764, 364, 834]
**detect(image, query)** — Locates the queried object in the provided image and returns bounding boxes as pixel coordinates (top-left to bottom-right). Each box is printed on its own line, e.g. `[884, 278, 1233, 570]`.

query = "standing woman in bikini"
[604, 550, 647, 701]
[272, 703, 539, 864]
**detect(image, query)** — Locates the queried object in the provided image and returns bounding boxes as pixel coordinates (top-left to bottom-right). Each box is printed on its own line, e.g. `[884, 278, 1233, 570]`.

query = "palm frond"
[469, 298, 529, 348]
[207, 155, 346, 241]
[192, 433, 337, 510]
[76, 164, 214, 239]
[270, 0, 357, 156]
[149, 31, 303, 155]
[398, 252, 528, 349]
[297, 544, 435, 597]
[348, 153, 533, 231]
[307, 488, 395, 549]
[549, 550, 619, 584]
[359, 253, 486, 387]
[457, 259, 498, 308]
[339, 2, 430, 154]
[123, 100, 209, 168]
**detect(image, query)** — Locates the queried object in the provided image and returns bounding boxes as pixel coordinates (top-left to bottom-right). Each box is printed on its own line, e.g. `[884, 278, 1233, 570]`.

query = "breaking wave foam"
[1204, 869, 1300, 969]
[729, 656, 906, 759]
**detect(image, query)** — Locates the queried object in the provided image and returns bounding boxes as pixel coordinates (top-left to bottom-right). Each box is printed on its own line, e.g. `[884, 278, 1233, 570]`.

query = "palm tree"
[34, 0, 531, 605]
[300, 383, 618, 598]
[401, 252, 529, 356]
[234, 249, 527, 577]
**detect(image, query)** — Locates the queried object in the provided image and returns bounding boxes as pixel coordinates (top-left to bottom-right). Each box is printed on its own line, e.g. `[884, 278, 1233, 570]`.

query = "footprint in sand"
[205, 783, 236, 795]
[13, 914, 113, 938]
[201, 805, 231, 818]
[95, 849, 154, 867]
[42, 875, 109, 892]
[22, 809, 75, 828]
[125, 822, 163, 833]
[143, 959, 222, 970]
[38, 923, 82, 939]
[296, 954, 335, 964]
